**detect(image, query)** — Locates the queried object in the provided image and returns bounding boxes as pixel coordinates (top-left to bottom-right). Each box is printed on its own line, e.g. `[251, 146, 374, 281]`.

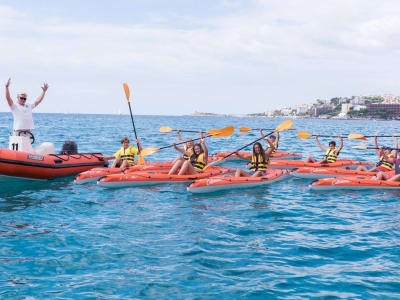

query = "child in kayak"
[305, 135, 343, 163]
[168, 130, 195, 175]
[177, 138, 208, 175]
[356, 134, 398, 173]
[269, 132, 279, 153]
[103, 137, 142, 169]
[234, 130, 276, 177]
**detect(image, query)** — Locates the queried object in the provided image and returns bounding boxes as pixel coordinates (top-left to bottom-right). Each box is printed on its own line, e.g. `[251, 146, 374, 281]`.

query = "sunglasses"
[19, 97, 27, 100]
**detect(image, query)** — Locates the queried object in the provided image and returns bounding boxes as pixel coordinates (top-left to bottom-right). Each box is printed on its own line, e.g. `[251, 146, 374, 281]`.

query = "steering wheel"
[18, 131, 35, 144]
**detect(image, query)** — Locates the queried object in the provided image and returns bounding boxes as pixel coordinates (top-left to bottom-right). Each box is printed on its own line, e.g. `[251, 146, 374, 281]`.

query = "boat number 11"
[11, 143, 19, 151]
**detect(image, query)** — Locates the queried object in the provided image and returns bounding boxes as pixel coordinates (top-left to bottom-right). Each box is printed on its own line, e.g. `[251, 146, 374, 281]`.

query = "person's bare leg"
[168, 158, 184, 175]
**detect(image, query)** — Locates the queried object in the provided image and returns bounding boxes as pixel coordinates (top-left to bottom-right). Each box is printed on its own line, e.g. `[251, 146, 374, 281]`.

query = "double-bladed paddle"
[297, 131, 363, 140]
[205, 120, 293, 168]
[141, 126, 234, 157]
[123, 83, 145, 165]
[159, 126, 223, 135]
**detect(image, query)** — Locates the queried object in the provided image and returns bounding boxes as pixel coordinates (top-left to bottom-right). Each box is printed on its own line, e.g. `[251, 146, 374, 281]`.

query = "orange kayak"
[187, 169, 291, 193]
[0, 147, 106, 180]
[268, 159, 373, 170]
[74, 161, 174, 184]
[213, 151, 302, 161]
[310, 174, 399, 191]
[291, 167, 377, 180]
[97, 166, 234, 188]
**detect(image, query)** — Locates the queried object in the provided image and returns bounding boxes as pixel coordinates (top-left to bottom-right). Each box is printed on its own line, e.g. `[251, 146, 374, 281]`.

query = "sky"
[1, 0, 400, 115]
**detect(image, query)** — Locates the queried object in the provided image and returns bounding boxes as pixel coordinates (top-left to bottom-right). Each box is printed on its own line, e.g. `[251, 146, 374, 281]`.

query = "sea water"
[0, 112, 399, 299]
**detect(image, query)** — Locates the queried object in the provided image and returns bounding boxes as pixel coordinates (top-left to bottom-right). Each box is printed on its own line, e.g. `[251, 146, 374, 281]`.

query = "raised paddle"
[239, 126, 296, 133]
[206, 120, 293, 168]
[141, 126, 234, 157]
[297, 131, 360, 140]
[123, 83, 145, 165]
[160, 126, 223, 134]
[348, 133, 397, 140]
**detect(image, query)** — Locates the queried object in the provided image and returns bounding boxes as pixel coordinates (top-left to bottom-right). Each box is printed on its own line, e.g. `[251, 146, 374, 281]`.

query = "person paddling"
[5, 78, 48, 137]
[356, 134, 398, 173]
[168, 130, 195, 175]
[305, 134, 343, 163]
[234, 130, 275, 177]
[103, 137, 142, 169]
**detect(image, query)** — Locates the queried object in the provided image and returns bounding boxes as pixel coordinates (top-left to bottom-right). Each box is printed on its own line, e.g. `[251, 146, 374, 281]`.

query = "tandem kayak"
[310, 175, 400, 191]
[97, 166, 234, 188]
[187, 169, 291, 193]
[74, 161, 174, 184]
[291, 167, 377, 180]
[0, 147, 106, 180]
[268, 159, 373, 170]
[213, 151, 302, 161]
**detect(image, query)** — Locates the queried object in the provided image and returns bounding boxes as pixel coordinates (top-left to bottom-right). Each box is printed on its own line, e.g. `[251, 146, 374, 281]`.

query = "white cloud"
[1, 1, 400, 114]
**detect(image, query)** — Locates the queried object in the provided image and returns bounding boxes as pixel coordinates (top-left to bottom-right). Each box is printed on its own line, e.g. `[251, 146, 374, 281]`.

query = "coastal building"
[338, 103, 352, 117]
[295, 104, 310, 115]
[367, 103, 400, 119]
[312, 105, 332, 117]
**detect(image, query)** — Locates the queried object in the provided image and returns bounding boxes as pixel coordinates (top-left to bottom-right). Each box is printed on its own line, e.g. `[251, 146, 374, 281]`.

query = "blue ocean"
[0, 112, 399, 299]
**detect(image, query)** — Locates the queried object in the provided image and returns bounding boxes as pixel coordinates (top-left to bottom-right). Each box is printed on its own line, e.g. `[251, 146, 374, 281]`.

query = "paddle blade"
[137, 154, 145, 165]
[123, 83, 130, 102]
[211, 126, 234, 137]
[159, 126, 173, 133]
[352, 145, 368, 150]
[275, 120, 293, 132]
[140, 147, 160, 157]
[297, 131, 312, 139]
[348, 133, 367, 141]
[239, 126, 252, 133]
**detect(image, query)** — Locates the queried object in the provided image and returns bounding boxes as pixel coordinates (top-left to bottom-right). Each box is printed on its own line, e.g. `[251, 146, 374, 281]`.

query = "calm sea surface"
[0, 112, 399, 299]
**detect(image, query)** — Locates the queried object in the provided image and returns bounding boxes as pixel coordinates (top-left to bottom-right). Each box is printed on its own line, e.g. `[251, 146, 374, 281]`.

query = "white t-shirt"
[10, 103, 35, 131]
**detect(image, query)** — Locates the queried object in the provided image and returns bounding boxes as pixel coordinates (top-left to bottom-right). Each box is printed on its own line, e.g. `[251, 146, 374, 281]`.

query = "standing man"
[5, 78, 49, 137]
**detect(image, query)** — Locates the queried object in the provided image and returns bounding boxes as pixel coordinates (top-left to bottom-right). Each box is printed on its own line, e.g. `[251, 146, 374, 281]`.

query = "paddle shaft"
[127, 102, 140, 150]
[246, 128, 295, 131]
[171, 129, 206, 133]
[362, 135, 396, 138]
[222, 131, 274, 159]
[157, 134, 212, 151]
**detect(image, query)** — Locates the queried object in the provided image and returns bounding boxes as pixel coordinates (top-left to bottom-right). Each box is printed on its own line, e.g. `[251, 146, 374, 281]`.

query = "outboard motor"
[61, 141, 78, 155]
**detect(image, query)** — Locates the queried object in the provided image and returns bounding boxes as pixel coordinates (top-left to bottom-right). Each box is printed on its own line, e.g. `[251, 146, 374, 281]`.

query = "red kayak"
[291, 167, 377, 179]
[187, 169, 291, 193]
[97, 166, 234, 188]
[74, 161, 174, 184]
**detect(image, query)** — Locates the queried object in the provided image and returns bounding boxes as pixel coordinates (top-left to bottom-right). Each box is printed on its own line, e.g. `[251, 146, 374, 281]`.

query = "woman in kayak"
[374, 157, 400, 181]
[356, 134, 398, 173]
[177, 138, 208, 175]
[305, 135, 343, 163]
[234, 130, 276, 177]
[168, 130, 195, 175]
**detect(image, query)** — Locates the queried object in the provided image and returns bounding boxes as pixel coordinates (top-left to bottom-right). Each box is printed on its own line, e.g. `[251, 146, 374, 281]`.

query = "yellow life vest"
[249, 153, 269, 171]
[183, 145, 193, 161]
[191, 153, 206, 172]
[113, 146, 138, 165]
[325, 148, 339, 163]
[377, 153, 394, 171]
[271, 141, 278, 154]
